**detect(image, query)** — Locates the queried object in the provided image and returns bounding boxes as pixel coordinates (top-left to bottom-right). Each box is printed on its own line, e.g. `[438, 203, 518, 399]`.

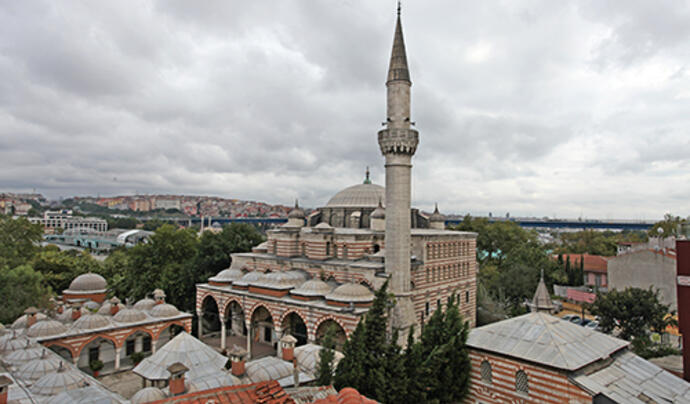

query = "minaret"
[378, 3, 419, 337]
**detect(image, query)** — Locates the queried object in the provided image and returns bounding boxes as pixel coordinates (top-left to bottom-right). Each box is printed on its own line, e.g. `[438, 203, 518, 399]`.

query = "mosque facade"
[195, 9, 477, 355]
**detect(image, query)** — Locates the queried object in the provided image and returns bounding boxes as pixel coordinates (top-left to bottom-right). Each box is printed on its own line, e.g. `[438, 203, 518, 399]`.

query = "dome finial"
[363, 166, 372, 184]
[397, 1, 401, 17]
[295, 199, 299, 209]
[433, 202, 439, 214]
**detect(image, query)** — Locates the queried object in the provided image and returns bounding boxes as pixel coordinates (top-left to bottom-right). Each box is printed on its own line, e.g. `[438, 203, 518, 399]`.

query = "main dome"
[326, 183, 384, 208]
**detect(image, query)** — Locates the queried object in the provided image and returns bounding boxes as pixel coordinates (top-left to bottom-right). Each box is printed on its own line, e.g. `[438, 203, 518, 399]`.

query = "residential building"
[608, 248, 677, 311]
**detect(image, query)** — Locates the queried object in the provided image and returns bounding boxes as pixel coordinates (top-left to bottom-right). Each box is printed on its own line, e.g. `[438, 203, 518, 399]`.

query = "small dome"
[258, 271, 306, 290]
[27, 320, 68, 338]
[45, 386, 119, 404]
[150, 303, 180, 318]
[133, 298, 156, 311]
[209, 268, 244, 283]
[98, 301, 125, 316]
[16, 350, 61, 383]
[131, 387, 166, 404]
[113, 308, 147, 323]
[288, 201, 306, 219]
[291, 279, 333, 298]
[187, 372, 241, 393]
[73, 313, 112, 330]
[326, 283, 375, 303]
[83, 300, 101, 312]
[4, 345, 44, 366]
[429, 203, 444, 222]
[371, 202, 385, 219]
[66, 273, 107, 292]
[12, 313, 48, 329]
[326, 183, 385, 208]
[245, 356, 294, 383]
[314, 222, 333, 229]
[55, 308, 74, 322]
[233, 271, 266, 287]
[30, 363, 86, 396]
[0, 334, 37, 353]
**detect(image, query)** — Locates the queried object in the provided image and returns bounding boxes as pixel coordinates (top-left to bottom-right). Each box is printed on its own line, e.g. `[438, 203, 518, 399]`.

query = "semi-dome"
[16, 350, 61, 383]
[326, 283, 375, 303]
[4, 345, 44, 366]
[133, 297, 156, 311]
[131, 387, 166, 404]
[208, 268, 244, 283]
[27, 320, 68, 338]
[31, 363, 86, 396]
[150, 303, 180, 318]
[73, 313, 111, 330]
[326, 183, 385, 208]
[12, 313, 48, 329]
[66, 273, 107, 292]
[291, 279, 333, 298]
[113, 308, 147, 323]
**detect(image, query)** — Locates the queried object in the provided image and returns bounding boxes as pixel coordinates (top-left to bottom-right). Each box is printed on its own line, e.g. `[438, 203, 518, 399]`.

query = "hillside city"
[2, 3, 690, 404]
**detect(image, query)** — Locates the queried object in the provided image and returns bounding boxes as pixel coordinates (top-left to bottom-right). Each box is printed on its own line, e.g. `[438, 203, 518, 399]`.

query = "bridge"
[168, 216, 654, 232]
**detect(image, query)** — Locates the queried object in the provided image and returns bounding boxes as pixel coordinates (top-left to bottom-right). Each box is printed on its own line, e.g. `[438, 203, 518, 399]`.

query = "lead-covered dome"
[12, 313, 48, 329]
[27, 320, 68, 338]
[66, 273, 107, 292]
[291, 279, 333, 298]
[131, 387, 166, 404]
[208, 268, 244, 284]
[326, 183, 385, 208]
[113, 308, 147, 323]
[133, 297, 156, 311]
[233, 271, 266, 288]
[31, 363, 86, 396]
[150, 303, 179, 318]
[73, 313, 111, 330]
[16, 350, 61, 383]
[326, 283, 375, 304]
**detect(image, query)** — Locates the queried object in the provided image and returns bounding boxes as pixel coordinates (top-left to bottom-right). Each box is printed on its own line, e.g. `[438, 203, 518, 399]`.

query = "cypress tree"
[334, 320, 366, 390]
[565, 256, 572, 285]
[579, 254, 585, 286]
[316, 324, 336, 386]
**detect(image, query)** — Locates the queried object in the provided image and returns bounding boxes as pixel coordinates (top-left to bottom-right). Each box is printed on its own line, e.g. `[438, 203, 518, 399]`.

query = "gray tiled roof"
[572, 350, 690, 403]
[467, 312, 628, 371]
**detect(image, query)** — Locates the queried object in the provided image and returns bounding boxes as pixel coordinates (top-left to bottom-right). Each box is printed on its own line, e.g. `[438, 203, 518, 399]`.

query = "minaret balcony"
[378, 128, 419, 155]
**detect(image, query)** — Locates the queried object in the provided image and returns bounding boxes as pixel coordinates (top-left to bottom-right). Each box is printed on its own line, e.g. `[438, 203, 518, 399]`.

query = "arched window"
[516, 370, 529, 394]
[465, 291, 470, 304]
[480, 361, 492, 384]
[373, 244, 381, 253]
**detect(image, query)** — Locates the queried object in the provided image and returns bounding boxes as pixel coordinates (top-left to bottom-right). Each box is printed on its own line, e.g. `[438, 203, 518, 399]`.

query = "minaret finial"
[397, 1, 401, 16]
[295, 199, 299, 208]
[434, 203, 439, 213]
[363, 167, 372, 184]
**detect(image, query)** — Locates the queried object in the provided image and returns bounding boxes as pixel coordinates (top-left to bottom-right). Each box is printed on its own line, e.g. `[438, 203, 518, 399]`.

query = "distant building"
[29, 211, 108, 233]
[557, 253, 610, 291]
[130, 198, 152, 212]
[608, 248, 678, 311]
[154, 198, 181, 211]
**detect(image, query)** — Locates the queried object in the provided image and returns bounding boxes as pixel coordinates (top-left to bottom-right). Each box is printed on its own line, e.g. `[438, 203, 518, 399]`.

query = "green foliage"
[0, 264, 51, 324]
[451, 215, 561, 315]
[0, 215, 43, 268]
[631, 338, 681, 359]
[648, 213, 686, 238]
[142, 218, 167, 231]
[31, 249, 102, 293]
[316, 325, 337, 386]
[106, 216, 140, 229]
[130, 352, 146, 364]
[89, 359, 104, 372]
[588, 287, 673, 341]
[554, 229, 647, 256]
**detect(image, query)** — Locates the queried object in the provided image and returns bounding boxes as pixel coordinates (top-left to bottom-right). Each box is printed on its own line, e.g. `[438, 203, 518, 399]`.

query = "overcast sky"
[1, 1, 689, 220]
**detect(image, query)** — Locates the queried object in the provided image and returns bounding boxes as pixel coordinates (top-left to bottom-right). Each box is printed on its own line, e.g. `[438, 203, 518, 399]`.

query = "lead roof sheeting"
[467, 312, 628, 371]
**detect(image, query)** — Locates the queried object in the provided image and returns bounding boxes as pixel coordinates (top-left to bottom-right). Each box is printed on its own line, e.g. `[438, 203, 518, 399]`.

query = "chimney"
[109, 297, 121, 316]
[56, 302, 64, 314]
[24, 307, 38, 328]
[167, 362, 189, 397]
[228, 345, 247, 377]
[0, 375, 13, 404]
[280, 334, 297, 361]
[292, 357, 299, 387]
[71, 303, 82, 321]
[153, 289, 166, 305]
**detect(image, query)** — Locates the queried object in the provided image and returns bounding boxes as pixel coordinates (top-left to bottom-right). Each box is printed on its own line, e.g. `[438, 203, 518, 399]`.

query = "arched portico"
[200, 295, 221, 339]
[77, 336, 117, 374]
[247, 305, 276, 359]
[281, 311, 308, 346]
[315, 319, 347, 350]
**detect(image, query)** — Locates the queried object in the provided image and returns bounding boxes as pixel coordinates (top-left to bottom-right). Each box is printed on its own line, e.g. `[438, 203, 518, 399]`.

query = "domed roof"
[45, 386, 119, 404]
[16, 350, 61, 383]
[27, 320, 68, 338]
[4, 345, 44, 366]
[133, 297, 156, 311]
[131, 387, 166, 404]
[55, 308, 74, 322]
[258, 271, 306, 290]
[233, 271, 266, 287]
[291, 279, 333, 297]
[288, 201, 306, 219]
[73, 313, 112, 330]
[246, 356, 294, 383]
[209, 268, 244, 283]
[326, 183, 385, 208]
[371, 200, 385, 219]
[186, 372, 241, 393]
[429, 203, 444, 222]
[97, 301, 125, 316]
[0, 334, 37, 353]
[150, 303, 180, 318]
[113, 308, 147, 323]
[326, 283, 375, 303]
[31, 363, 86, 396]
[12, 313, 48, 329]
[82, 300, 101, 312]
[66, 272, 107, 293]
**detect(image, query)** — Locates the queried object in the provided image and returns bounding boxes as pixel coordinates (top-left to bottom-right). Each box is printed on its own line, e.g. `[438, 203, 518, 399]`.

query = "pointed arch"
[75, 333, 120, 355]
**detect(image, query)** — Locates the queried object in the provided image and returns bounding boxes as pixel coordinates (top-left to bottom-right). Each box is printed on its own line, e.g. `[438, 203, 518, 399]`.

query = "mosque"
[195, 7, 478, 356]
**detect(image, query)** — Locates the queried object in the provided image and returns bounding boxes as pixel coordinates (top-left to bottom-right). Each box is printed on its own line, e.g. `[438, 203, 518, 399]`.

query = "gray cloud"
[1, 1, 689, 219]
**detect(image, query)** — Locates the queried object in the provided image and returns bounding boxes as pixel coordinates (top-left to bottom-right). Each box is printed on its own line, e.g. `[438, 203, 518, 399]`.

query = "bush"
[89, 359, 104, 372]
[130, 352, 146, 364]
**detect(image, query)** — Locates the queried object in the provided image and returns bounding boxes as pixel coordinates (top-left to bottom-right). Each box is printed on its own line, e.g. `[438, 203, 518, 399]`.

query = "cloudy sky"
[1, 1, 689, 220]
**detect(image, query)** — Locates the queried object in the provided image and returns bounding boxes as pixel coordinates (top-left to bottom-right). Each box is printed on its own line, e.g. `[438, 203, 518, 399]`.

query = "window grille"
[516, 370, 528, 394]
[480, 361, 492, 384]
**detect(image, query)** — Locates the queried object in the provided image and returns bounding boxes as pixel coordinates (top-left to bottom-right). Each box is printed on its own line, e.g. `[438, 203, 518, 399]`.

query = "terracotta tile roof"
[555, 254, 610, 273]
[150, 380, 295, 404]
[310, 387, 378, 404]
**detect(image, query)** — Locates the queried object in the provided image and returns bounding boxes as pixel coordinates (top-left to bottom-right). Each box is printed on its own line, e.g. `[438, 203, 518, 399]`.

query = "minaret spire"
[387, 4, 410, 85]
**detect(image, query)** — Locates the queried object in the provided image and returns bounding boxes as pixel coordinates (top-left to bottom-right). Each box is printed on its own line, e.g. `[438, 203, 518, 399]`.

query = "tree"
[142, 218, 167, 231]
[648, 213, 686, 238]
[316, 325, 337, 386]
[0, 215, 43, 269]
[588, 287, 674, 342]
[31, 248, 103, 293]
[0, 264, 51, 324]
[106, 216, 140, 229]
[334, 320, 366, 390]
